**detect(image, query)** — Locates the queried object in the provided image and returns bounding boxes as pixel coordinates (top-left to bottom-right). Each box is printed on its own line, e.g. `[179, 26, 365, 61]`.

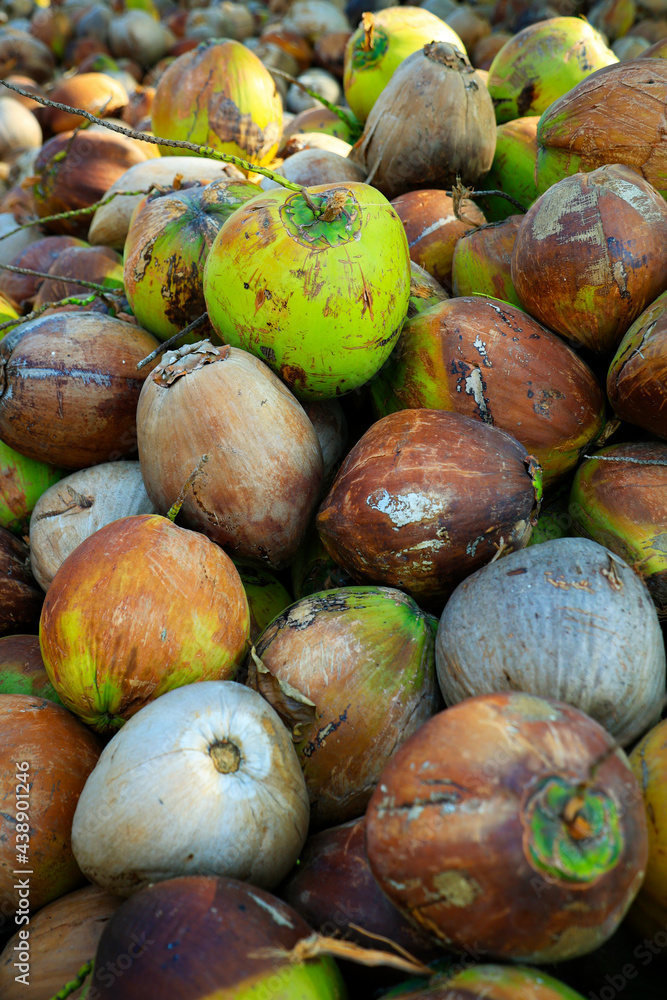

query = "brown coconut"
[349, 41, 497, 200]
[511, 163, 667, 354]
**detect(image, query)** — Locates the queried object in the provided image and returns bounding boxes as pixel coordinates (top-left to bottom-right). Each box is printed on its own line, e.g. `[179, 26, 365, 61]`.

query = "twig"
[473, 188, 527, 212]
[0, 261, 120, 295]
[0, 189, 154, 244]
[250, 933, 432, 975]
[0, 292, 111, 332]
[268, 68, 360, 137]
[0, 79, 307, 194]
[136, 312, 209, 370]
[48, 959, 93, 1000]
[167, 454, 210, 523]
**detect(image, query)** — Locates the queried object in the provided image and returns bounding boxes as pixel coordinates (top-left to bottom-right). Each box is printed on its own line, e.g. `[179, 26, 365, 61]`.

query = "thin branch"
[0, 79, 306, 194]
[268, 68, 360, 137]
[0, 292, 118, 332]
[167, 454, 210, 522]
[136, 312, 209, 370]
[48, 959, 93, 1000]
[473, 188, 527, 212]
[0, 188, 155, 244]
[0, 261, 121, 295]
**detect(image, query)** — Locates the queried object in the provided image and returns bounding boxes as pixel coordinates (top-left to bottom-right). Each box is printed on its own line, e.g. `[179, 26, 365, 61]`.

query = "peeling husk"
[349, 41, 496, 200]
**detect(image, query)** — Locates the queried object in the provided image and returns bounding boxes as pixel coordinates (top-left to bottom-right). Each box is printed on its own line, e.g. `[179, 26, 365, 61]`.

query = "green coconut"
[151, 39, 283, 165]
[202, 182, 412, 400]
[0, 439, 65, 534]
[487, 17, 617, 125]
[343, 6, 467, 123]
[123, 179, 259, 342]
[476, 116, 540, 221]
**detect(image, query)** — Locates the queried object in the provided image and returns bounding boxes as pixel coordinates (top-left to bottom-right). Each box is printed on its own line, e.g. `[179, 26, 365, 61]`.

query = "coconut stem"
[0, 261, 117, 295]
[0, 189, 153, 246]
[136, 312, 209, 370]
[48, 960, 93, 1000]
[210, 739, 242, 773]
[362, 11, 375, 52]
[562, 795, 593, 840]
[0, 80, 306, 195]
[268, 68, 360, 138]
[319, 189, 348, 222]
[166, 453, 209, 523]
[0, 292, 116, 333]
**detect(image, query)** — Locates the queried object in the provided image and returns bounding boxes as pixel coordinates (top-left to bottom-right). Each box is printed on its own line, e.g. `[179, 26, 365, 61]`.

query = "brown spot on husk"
[208, 96, 281, 162]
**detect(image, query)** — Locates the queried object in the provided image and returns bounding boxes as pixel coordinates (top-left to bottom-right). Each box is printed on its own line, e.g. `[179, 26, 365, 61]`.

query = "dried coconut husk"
[349, 41, 496, 200]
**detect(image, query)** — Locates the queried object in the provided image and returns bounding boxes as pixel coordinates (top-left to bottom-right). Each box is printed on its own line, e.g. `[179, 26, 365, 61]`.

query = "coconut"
[476, 115, 540, 221]
[349, 42, 496, 200]
[435, 537, 665, 745]
[511, 163, 667, 355]
[343, 6, 467, 122]
[136, 343, 324, 569]
[535, 58, 667, 197]
[606, 290, 667, 439]
[487, 17, 617, 124]
[316, 409, 541, 611]
[248, 586, 440, 827]
[365, 692, 649, 962]
[203, 182, 411, 400]
[569, 443, 667, 615]
[151, 39, 283, 167]
[29, 461, 156, 591]
[451, 216, 523, 305]
[391, 187, 486, 292]
[124, 179, 258, 343]
[369, 296, 605, 486]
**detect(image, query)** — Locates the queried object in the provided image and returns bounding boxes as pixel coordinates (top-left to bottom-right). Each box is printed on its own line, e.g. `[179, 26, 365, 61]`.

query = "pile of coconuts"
[0, 0, 666, 997]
